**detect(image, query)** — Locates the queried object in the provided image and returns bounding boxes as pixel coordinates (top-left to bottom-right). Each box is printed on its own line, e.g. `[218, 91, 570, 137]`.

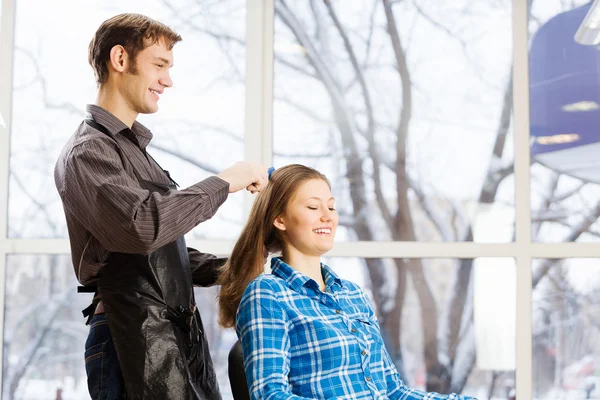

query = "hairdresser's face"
[275, 179, 338, 257]
[120, 39, 173, 115]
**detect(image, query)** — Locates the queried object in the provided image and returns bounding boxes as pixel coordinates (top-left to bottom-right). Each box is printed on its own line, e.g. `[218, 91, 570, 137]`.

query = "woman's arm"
[236, 278, 314, 400]
[381, 349, 477, 400]
[356, 287, 478, 400]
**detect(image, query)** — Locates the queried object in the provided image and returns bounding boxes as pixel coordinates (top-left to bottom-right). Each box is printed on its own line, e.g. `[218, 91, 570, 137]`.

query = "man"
[54, 13, 268, 400]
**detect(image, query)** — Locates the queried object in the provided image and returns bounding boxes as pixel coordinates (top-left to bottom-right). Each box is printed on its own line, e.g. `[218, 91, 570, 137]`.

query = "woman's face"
[274, 179, 338, 257]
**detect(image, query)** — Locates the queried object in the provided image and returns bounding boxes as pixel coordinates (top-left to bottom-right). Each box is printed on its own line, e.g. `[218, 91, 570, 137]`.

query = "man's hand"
[217, 162, 269, 194]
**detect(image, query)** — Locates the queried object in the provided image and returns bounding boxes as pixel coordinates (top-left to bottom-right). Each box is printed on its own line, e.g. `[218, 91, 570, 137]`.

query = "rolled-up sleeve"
[187, 248, 227, 287]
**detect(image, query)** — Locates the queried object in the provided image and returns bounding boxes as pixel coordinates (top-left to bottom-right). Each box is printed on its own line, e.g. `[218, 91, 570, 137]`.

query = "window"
[273, 0, 514, 243]
[8, 0, 246, 240]
[532, 258, 600, 399]
[529, 0, 600, 243]
[1, 1, 599, 399]
[3, 255, 88, 399]
[322, 257, 516, 398]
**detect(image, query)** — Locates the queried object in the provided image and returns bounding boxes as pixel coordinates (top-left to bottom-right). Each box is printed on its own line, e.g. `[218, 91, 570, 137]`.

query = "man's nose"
[160, 72, 173, 88]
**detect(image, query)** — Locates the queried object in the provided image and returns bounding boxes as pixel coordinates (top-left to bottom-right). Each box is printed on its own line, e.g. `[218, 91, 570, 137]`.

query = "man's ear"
[109, 45, 128, 73]
[273, 216, 286, 231]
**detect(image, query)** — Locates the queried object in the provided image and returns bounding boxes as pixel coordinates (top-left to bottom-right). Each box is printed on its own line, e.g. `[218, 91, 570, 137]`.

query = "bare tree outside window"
[267, 0, 600, 398]
[8, 0, 246, 240]
[3, 256, 89, 400]
[532, 259, 600, 399]
[271, 0, 517, 396]
[4, 0, 600, 399]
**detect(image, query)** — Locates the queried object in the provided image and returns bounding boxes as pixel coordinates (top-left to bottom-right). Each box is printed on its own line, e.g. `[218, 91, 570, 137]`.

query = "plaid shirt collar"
[270, 257, 343, 294]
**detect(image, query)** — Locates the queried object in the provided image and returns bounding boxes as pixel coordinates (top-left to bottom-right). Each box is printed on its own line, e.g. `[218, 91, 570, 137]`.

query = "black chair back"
[228, 340, 250, 400]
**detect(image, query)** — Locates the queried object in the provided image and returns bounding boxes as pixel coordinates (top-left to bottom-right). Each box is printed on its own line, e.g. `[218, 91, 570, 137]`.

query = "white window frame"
[2, 0, 600, 398]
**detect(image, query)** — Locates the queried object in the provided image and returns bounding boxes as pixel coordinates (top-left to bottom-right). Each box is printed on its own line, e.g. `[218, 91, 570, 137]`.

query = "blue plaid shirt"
[236, 258, 476, 400]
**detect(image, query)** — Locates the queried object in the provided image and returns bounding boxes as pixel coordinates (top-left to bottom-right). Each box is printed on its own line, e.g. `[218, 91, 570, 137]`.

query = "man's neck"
[96, 85, 137, 128]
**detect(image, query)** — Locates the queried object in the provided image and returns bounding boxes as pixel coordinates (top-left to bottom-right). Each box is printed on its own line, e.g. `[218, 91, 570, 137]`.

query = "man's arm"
[188, 248, 227, 287]
[190, 246, 268, 287]
[59, 138, 229, 254]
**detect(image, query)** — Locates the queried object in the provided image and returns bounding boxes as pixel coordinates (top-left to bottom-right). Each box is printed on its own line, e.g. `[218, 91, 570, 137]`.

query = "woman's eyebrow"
[306, 197, 335, 201]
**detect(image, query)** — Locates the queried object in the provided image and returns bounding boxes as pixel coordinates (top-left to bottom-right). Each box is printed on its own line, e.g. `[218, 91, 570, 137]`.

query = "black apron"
[79, 116, 221, 400]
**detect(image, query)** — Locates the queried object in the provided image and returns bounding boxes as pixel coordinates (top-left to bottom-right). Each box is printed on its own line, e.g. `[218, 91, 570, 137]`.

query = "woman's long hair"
[217, 164, 329, 328]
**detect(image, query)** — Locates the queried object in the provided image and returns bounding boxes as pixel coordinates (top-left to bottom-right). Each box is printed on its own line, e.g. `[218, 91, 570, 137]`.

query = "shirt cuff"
[196, 176, 229, 214]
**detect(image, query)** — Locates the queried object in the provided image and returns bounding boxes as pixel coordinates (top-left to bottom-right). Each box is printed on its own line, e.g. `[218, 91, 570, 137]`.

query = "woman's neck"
[282, 250, 325, 291]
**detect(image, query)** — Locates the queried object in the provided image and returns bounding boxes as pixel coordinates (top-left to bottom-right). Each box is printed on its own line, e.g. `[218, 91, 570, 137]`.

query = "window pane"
[3, 255, 89, 399]
[529, 1, 600, 243]
[203, 256, 515, 399]
[2, 255, 238, 399]
[6, 255, 513, 399]
[532, 258, 600, 399]
[8, 0, 245, 239]
[321, 257, 516, 398]
[273, 0, 514, 242]
[193, 286, 238, 400]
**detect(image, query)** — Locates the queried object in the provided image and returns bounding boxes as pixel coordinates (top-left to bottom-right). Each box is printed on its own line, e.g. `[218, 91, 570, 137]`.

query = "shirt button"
[335, 310, 341, 314]
[351, 328, 357, 333]
[362, 350, 368, 356]
[366, 376, 371, 381]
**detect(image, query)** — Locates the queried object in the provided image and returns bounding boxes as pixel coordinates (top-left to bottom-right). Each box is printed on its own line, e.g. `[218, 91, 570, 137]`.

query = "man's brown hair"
[88, 13, 182, 86]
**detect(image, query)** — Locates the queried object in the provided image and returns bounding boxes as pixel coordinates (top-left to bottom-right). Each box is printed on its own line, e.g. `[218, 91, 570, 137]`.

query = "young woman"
[218, 164, 476, 400]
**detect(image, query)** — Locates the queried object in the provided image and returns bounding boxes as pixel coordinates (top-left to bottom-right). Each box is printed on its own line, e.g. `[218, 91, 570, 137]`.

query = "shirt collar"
[270, 257, 344, 294]
[321, 263, 343, 290]
[86, 104, 153, 148]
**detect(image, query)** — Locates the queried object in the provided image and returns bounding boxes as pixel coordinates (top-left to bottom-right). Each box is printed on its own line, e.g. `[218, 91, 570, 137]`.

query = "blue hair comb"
[268, 167, 275, 180]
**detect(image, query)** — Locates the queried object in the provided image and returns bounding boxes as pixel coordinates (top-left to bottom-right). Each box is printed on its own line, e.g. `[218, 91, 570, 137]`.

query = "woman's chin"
[315, 244, 334, 256]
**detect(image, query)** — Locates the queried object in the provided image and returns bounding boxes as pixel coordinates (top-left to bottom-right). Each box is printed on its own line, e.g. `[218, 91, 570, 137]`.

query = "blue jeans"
[85, 314, 127, 399]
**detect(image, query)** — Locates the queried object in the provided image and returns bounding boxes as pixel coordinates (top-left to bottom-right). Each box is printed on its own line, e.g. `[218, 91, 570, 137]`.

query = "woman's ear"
[273, 216, 286, 231]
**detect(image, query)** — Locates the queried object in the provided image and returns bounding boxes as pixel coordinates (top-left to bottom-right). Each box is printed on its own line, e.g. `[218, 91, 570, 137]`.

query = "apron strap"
[77, 286, 99, 325]
[84, 114, 179, 187]
[77, 285, 96, 293]
[81, 302, 97, 325]
[77, 116, 182, 327]
[84, 116, 146, 184]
